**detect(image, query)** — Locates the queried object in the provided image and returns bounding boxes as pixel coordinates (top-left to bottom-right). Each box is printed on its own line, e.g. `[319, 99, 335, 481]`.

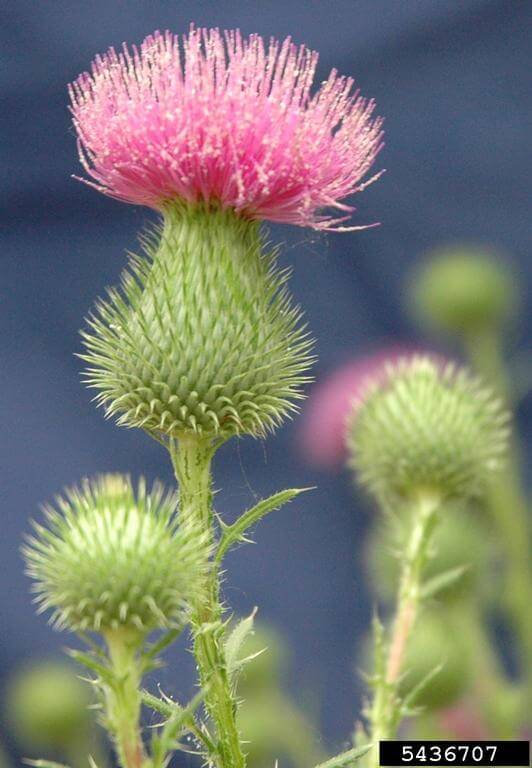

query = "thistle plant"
[345, 356, 509, 765]
[24, 475, 208, 768]
[409, 248, 532, 715]
[24, 25, 383, 768]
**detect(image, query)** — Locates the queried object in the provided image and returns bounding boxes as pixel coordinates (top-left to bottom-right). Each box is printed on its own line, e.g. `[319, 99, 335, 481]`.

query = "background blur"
[1, 0, 531, 763]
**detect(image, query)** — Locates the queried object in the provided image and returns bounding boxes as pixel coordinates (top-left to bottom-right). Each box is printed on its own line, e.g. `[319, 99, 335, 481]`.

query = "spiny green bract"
[24, 474, 209, 633]
[347, 356, 509, 502]
[81, 202, 313, 439]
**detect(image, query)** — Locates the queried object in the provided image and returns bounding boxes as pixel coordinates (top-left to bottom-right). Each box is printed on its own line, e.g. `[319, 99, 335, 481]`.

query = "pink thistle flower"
[69, 27, 384, 231]
[298, 348, 435, 469]
[438, 702, 489, 740]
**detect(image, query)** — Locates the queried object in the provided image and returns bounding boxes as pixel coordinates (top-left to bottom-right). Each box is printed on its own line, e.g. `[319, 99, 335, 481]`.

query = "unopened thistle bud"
[7, 661, 92, 749]
[24, 475, 208, 633]
[82, 204, 313, 438]
[347, 356, 509, 502]
[409, 247, 520, 335]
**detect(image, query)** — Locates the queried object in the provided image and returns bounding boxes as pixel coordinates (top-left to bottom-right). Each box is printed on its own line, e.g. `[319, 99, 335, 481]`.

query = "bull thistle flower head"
[74, 28, 383, 441]
[347, 356, 509, 503]
[75, 27, 383, 442]
[23, 475, 209, 634]
[70, 26, 383, 231]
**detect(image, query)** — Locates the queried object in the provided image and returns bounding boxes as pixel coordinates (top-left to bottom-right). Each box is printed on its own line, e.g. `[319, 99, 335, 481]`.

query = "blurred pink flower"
[70, 27, 383, 231]
[438, 702, 489, 740]
[298, 348, 426, 470]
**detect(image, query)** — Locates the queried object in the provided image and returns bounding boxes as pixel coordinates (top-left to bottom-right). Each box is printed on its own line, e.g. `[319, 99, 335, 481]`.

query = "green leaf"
[148, 684, 210, 764]
[224, 608, 257, 680]
[141, 628, 183, 673]
[314, 744, 373, 768]
[372, 612, 386, 681]
[142, 689, 178, 719]
[420, 565, 469, 599]
[144, 628, 182, 661]
[23, 761, 72, 768]
[401, 662, 443, 716]
[66, 649, 113, 684]
[216, 487, 313, 563]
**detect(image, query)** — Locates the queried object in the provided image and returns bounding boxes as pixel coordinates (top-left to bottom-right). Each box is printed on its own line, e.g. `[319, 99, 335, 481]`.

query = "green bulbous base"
[24, 475, 208, 633]
[82, 202, 313, 439]
[348, 357, 509, 502]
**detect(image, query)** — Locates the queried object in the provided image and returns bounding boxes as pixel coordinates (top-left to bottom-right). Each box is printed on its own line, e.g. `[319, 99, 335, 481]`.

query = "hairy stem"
[368, 490, 440, 766]
[104, 628, 146, 768]
[170, 435, 246, 768]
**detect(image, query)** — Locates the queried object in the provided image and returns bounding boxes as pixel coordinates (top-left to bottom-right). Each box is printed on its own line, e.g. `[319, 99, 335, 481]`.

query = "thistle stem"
[369, 490, 440, 766]
[103, 628, 146, 768]
[464, 329, 532, 707]
[170, 435, 246, 768]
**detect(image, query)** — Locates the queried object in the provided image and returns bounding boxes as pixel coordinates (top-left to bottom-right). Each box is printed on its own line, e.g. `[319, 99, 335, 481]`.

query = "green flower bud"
[6, 661, 92, 749]
[347, 357, 509, 502]
[367, 505, 491, 603]
[24, 475, 208, 633]
[401, 611, 470, 710]
[82, 202, 313, 439]
[409, 247, 520, 335]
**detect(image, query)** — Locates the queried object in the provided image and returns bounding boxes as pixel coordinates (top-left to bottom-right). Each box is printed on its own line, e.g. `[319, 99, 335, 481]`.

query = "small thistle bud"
[347, 357, 509, 502]
[82, 203, 313, 438]
[24, 474, 208, 633]
[6, 661, 92, 749]
[409, 247, 520, 335]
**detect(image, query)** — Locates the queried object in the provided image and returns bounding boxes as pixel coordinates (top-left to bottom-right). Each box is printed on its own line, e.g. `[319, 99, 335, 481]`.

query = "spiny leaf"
[23, 761, 72, 768]
[420, 565, 469, 599]
[141, 628, 183, 674]
[150, 684, 210, 763]
[67, 649, 113, 684]
[372, 612, 386, 681]
[401, 662, 444, 715]
[216, 488, 312, 563]
[142, 688, 179, 719]
[225, 608, 257, 680]
[314, 743, 372, 768]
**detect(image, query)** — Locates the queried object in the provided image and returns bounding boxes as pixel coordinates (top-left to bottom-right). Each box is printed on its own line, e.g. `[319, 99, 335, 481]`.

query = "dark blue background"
[1, 0, 531, 762]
